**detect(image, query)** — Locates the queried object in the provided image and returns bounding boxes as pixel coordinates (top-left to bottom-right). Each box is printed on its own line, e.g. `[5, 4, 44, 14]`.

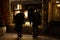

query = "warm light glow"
[19, 4, 22, 10]
[24, 10, 28, 18]
[56, 1, 59, 3]
[15, 11, 20, 16]
[57, 4, 60, 7]
[34, 10, 36, 12]
[25, 22, 30, 26]
[17, 4, 20, 9]
[17, 4, 22, 10]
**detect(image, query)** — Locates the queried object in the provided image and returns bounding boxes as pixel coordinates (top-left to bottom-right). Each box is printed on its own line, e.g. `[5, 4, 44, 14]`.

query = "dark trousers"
[15, 25, 22, 37]
[32, 24, 38, 37]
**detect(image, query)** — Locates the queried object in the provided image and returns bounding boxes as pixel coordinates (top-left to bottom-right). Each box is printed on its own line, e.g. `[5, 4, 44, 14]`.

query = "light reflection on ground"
[0, 33, 59, 40]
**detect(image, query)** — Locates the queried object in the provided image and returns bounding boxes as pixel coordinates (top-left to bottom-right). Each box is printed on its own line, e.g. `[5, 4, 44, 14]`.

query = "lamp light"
[57, 4, 60, 7]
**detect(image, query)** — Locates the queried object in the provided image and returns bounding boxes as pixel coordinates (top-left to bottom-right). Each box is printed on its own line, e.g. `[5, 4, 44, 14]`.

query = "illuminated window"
[15, 4, 23, 16]
[17, 4, 20, 9]
[25, 22, 30, 26]
[24, 10, 28, 19]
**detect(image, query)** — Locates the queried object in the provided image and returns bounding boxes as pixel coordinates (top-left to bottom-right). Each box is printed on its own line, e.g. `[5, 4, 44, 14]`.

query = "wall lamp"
[57, 4, 60, 7]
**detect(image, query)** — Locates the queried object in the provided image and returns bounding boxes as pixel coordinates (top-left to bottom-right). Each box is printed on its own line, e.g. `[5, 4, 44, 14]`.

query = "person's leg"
[35, 26, 38, 37]
[32, 24, 36, 38]
[18, 25, 22, 38]
[16, 25, 22, 40]
[20, 25, 22, 37]
[32, 25, 39, 39]
[16, 25, 22, 37]
[15, 25, 20, 37]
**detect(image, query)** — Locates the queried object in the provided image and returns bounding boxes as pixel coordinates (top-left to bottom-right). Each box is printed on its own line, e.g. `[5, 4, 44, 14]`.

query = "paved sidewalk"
[0, 33, 59, 40]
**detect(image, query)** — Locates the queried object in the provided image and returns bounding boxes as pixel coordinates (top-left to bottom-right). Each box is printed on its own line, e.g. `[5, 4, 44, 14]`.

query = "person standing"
[28, 8, 34, 25]
[15, 10, 24, 39]
[28, 8, 41, 38]
[32, 10, 41, 38]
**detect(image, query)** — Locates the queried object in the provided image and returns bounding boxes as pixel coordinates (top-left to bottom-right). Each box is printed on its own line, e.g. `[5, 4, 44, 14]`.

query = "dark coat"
[32, 12, 41, 25]
[28, 11, 41, 26]
[15, 13, 24, 25]
[15, 13, 24, 30]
